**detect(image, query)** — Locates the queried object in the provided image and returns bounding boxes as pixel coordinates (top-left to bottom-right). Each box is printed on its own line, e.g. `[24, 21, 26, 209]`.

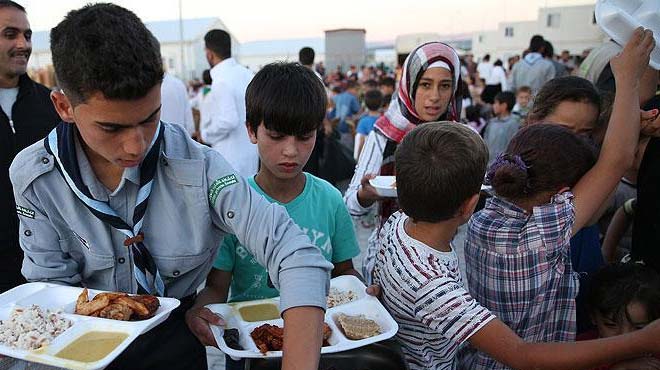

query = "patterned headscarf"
[374, 42, 462, 143]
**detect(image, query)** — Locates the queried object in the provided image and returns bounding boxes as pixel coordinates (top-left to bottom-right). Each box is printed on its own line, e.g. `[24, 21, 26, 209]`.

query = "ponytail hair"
[486, 124, 596, 201]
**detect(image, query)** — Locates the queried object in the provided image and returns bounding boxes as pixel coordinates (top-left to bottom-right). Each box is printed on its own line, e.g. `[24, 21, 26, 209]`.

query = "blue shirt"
[332, 92, 360, 133]
[357, 114, 379, 136]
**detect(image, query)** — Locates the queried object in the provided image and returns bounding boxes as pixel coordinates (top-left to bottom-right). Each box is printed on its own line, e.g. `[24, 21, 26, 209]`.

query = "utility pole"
[178, 0, 186, 79]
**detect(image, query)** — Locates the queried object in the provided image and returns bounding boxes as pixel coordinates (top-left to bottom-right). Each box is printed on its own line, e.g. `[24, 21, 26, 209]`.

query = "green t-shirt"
[214, 173, 360, 302]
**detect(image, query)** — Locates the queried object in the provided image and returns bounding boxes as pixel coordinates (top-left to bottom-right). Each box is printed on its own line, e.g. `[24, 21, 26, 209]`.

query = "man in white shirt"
[202, 29, 257, 178]
[160, 72, 194, 135]
[299, 46, 323, 81]
[476, 54, 493, 82]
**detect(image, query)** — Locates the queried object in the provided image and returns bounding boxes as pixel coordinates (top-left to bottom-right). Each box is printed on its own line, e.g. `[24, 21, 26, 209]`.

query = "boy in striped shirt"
[373, 122, 660, 370]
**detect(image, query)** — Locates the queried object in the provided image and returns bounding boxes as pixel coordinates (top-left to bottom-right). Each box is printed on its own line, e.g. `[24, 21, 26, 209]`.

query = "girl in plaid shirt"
[463, 28, 659, 370]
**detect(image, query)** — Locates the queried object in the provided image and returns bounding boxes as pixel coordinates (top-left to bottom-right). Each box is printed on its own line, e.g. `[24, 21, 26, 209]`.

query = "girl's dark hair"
[246, 62, 327, 136]
[490, 124, 596, 200]
[528, 76, 601, 124]
[587, 263, 660, 323]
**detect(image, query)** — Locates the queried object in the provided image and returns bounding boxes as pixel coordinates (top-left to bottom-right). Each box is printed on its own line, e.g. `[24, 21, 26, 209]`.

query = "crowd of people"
[1, 0, 660, 370]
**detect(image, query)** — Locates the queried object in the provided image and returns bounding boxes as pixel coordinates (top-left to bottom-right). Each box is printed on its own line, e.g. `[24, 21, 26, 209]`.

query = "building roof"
[325, 28, 366, 34]
[31, 17, 222, 52]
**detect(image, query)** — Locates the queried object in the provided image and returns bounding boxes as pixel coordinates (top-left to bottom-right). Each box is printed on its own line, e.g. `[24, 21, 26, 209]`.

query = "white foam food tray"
[207, 275, 398, 359]
[596, 0, 660, 69]
[369, 176, 397, 198]
[0, 283, 180, 370]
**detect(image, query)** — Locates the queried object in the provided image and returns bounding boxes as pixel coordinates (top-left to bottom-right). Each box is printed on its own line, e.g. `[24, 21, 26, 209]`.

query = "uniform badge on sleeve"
[209, 174, 238, 206]
[16, 205, 35, 219]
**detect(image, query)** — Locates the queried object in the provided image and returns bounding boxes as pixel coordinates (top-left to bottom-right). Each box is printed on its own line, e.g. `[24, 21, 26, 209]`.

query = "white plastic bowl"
[369, 176, 397, 198]
[596, 0, 660, 69]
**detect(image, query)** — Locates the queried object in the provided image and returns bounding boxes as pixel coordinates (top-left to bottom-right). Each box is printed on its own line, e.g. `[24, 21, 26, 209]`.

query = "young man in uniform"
[9, 4, 332, 369]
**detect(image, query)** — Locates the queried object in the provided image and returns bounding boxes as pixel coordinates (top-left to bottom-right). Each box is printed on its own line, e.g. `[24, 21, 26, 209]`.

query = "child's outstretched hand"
[185, 306, 225, 347]
[641, 109, 660, 137]
[610, 27, 655, 85]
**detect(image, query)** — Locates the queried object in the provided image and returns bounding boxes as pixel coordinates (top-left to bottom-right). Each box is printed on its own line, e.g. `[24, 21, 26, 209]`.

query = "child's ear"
[50, 90, 75, 123]
[457, 193, 480, 223]
[246, 122, 258, 144]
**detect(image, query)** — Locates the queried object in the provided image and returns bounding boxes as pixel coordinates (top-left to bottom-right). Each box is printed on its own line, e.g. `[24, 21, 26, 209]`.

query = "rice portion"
[327, 288, 358, 308]
[0, 305, 72, 350]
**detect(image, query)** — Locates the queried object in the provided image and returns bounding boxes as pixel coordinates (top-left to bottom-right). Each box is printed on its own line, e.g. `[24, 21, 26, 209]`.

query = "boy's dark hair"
[50, 3, 163, 105]
[516, 86, 532, 95]
[528, 76, 601, 124]
[246, 62, 327, 137]
[543, 40, 555, 58]
[465, 104, 483, 123]
[529, 35, 545, 53]
[490, 124, 596, 200]
[483, 54, 490, 62]
[379, 77, 395, 89]
[202, 69, 212, 85]
[346, 80, 358, 90]
[396, 122, 488, 223]
[298, 47, 315, 66]
[364, 89, 383, 111]
[0, 0, 25, 12]
[494, 59, 503, 67]
[204, 29, 231, 59]
[363, 79, 378, 91]
[494, 91, 515, 112]
[587, 263, 660, 324]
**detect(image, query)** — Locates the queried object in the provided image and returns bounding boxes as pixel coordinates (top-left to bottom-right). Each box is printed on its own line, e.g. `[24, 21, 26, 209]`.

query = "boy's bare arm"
[469, 318, 659, 370]
[331, 259, 362, 279]
[282, 306, 324, 370]
[572, 28, 654, 234]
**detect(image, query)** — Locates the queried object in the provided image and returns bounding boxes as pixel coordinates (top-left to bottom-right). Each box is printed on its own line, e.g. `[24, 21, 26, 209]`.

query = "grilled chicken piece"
[99, 303, 133, 321]
[130, 295, 160, 319]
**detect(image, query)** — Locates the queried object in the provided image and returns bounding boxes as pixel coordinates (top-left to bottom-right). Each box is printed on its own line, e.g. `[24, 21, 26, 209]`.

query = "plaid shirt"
[462, 192, 578, 370]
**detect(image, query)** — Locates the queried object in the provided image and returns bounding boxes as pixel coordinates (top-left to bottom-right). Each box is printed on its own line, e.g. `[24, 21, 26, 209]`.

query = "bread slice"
[337, 314, 381, 340]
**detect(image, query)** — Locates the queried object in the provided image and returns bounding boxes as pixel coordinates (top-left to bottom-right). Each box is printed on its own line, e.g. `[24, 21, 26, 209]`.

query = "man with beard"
[0, 0, 59, 293]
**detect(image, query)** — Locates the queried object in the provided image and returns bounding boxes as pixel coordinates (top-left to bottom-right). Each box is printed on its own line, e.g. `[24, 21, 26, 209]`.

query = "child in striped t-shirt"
[373, 118, 660, 370]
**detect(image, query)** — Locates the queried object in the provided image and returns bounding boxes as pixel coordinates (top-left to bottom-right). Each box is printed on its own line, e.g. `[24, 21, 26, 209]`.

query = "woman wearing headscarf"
[344, 42, 463, 283]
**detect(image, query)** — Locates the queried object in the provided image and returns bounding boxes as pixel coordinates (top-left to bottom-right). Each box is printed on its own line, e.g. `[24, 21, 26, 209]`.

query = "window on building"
[547, 13, 560, 28]
[505, 27, 514, 37]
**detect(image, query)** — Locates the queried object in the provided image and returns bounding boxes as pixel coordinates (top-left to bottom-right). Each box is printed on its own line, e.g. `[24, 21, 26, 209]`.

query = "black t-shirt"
[631, 95, 660, 272]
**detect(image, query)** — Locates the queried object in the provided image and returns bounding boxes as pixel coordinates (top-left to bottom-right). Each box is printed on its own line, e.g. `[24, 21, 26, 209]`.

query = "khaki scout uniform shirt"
[9, 123, 332, 311]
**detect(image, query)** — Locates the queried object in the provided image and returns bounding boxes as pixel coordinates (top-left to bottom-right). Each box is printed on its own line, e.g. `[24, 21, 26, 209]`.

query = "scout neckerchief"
[44, 121, 166, 296]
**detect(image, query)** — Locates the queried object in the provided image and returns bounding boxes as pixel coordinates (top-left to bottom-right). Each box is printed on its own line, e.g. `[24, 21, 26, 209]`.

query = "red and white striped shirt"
[373, 212, 495, 370]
